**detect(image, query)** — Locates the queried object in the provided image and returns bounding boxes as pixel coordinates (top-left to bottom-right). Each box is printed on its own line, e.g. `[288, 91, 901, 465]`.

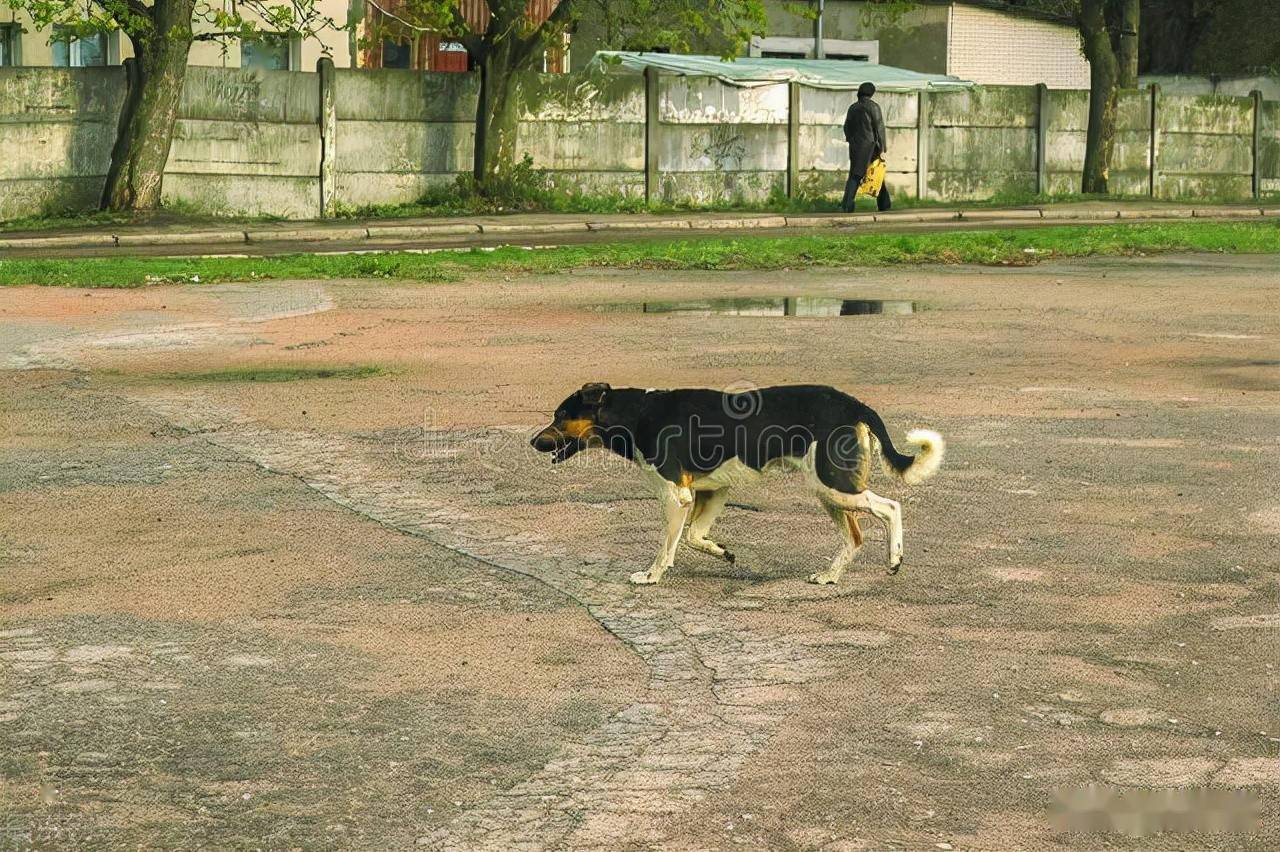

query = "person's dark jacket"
[843, 96, 888, 182]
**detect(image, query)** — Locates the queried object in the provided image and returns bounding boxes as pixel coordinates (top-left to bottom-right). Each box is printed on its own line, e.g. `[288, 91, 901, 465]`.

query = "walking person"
[841, 82, 891, 213]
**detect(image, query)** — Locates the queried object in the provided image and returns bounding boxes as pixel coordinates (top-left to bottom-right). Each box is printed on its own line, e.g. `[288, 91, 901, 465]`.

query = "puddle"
[591, 297, 920, 317]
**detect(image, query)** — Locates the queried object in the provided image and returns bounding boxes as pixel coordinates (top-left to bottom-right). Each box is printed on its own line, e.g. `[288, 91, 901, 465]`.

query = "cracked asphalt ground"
[1, 254, 1277, 850]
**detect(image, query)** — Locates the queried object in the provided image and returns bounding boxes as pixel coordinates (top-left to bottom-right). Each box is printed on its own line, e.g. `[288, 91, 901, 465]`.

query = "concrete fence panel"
[0, 67, 125, 220]
[1043, 89, 1151, 196]
[795, 88, 919, 200]
[655, 77, 789, 204]
[1156, 94, 1254, 199]
[929, 85, 1038, 199]
[163, 67, 322, 218]
[518, 71, 645, 198]
[333, 69, 478, 210]
[1261, 101, 1280, 194]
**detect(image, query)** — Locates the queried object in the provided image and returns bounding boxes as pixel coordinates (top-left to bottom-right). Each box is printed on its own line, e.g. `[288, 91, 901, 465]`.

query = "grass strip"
[3, 221, 1278, 288]
[161, 365, 386, 383]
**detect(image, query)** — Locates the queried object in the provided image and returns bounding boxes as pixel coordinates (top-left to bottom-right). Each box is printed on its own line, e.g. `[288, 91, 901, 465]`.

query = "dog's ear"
[580, 382, 610, 406]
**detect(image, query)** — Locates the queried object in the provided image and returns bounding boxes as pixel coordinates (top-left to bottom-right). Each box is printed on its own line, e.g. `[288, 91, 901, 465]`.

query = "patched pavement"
[1, 255, 1277, 849]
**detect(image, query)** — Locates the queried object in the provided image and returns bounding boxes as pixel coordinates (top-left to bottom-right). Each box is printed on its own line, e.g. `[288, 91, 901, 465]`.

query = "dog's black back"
[596, 385, 887, 493]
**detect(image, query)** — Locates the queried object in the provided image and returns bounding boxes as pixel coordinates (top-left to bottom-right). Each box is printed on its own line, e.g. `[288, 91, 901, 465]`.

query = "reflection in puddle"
[594, 297, 920, 317]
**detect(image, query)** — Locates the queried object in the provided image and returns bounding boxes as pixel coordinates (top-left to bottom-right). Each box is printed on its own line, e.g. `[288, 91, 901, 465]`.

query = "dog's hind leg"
[820, 489, 902, 573]
[809, 499, 865, 585]
[685, 488, 735, 563]
[630, 482, 693, 585]
[862, 490, 903, 572]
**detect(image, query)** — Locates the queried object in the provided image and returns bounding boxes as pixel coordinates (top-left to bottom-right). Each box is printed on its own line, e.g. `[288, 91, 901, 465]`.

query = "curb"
[1118, 208, 1192, 219]
[784, 214, 875, 228]
[246, 226, 370, 243]
[1, 205, 1273, 253]
[586, 219, 691, 231]
[687, 216, 789, 230]
[1192, 207, 1263, 218]
[478, 222, 589, 235]
[0, 233, 119, 250]
[1039, 209, 1120, 220]
[115, 230, 249, 248]
[366, 223, 481, 240]
[958, 209, 1043, 221]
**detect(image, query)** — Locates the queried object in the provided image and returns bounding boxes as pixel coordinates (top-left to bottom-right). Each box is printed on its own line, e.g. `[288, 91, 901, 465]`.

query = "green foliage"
[4, 0, 344, 52]
[562, 0, 768, 59]
[5, 221, 1279, 288]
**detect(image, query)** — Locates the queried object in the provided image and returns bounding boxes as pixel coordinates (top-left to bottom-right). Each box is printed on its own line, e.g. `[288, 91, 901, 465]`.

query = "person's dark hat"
[857, 82, 876, 98]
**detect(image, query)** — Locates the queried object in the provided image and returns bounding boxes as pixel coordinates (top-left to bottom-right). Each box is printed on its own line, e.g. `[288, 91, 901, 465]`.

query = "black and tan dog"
[531, 383, 944, 586]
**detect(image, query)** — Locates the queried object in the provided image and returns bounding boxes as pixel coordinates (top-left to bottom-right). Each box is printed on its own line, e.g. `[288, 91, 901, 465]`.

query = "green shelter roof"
[589, 52, 974, 91]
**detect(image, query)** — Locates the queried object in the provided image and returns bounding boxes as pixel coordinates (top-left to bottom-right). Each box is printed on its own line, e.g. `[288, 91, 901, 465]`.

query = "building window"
[0, 24, 19, 67]
[52, 27, 107, 67]
[382, 38, 412, 69]
[242, 36, 295, 71]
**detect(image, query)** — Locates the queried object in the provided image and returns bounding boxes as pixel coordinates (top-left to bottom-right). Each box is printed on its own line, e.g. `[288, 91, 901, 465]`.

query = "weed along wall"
[1, 63, 1278, 222]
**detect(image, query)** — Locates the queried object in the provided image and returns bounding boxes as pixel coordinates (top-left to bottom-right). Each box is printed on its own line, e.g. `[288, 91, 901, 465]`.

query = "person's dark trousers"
[876, 183, 891, 212]
[840, 174, 858, 212]
[841, 172, 891, 212]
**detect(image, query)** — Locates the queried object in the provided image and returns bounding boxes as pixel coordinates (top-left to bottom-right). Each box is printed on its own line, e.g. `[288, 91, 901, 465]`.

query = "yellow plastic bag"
[857, 157, 887, 198]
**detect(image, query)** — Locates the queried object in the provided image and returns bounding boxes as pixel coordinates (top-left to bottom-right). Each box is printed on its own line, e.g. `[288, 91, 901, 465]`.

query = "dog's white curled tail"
[864, 407, 945, 485]
[897, 428, 945, 485]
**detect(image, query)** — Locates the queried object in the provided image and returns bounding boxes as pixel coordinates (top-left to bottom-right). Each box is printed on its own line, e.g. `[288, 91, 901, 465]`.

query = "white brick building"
[946, 2, 1089, 88]
[760, 0, 1090, 89]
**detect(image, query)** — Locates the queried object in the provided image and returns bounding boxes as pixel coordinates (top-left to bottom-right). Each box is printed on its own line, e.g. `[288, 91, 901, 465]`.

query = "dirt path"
[2, 256, 1278, 849]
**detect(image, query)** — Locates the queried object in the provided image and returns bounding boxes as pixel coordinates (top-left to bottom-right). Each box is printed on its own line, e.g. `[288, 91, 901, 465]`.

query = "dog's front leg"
[630, 482, 692, 585]
[685, 488, 735, 563]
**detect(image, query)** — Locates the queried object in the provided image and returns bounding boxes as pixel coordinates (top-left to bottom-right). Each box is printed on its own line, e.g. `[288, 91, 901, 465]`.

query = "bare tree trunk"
[472, 42, 523, 185]
[1116, 0, 1140, 88]
[1081, 0, 1120, 194]
[102, 0, 195, 211]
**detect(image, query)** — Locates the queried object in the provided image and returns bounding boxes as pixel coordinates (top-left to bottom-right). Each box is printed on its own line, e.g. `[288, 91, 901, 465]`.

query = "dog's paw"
[722, 549, 736, 564]
[676, 486, 694, 507]
[807, 570, 840, 586]
[887, 556, 902, 575]
[629, 570, 661, 586]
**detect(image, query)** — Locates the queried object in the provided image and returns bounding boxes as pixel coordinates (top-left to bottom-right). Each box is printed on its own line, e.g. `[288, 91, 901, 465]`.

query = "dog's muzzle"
[531, 429, 579, 464]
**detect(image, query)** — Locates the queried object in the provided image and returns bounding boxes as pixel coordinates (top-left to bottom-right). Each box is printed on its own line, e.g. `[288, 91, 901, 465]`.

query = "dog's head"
[530, 382, 611, 464]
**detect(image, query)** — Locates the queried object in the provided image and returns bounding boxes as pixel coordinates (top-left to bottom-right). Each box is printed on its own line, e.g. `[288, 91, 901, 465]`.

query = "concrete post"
[1148, 83, 1160, 199]
[644, 67, 659, 205]
[916, 89, 930, 200]
[787, 82, 801, 199]
[1035, 83, 1049, 196]
[1252, 90, 1264, 200]
[317, 57, 337, 218]
[813, 0, 825, 59]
